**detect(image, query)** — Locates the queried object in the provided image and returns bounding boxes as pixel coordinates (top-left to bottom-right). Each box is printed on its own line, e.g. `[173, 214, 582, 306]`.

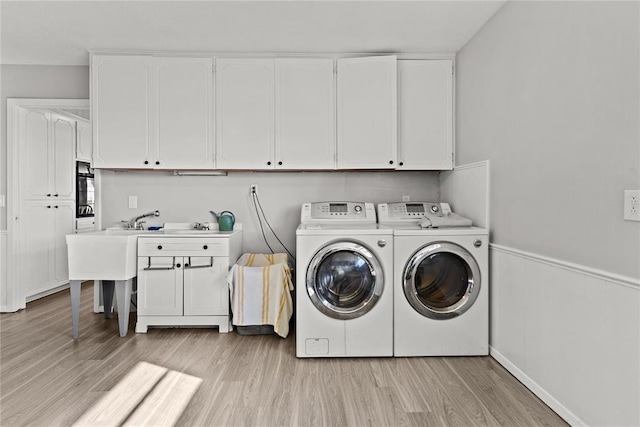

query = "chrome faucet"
[126, 210, 160, 230]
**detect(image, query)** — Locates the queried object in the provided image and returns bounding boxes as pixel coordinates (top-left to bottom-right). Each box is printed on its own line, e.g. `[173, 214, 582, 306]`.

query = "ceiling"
[0, 1, 506, 66]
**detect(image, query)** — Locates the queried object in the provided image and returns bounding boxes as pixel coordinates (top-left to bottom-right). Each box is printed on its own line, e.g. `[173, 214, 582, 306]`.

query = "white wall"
[456, 1, 640, 425]
[457, 1, 640, 279]
[100, 170, 440, 255]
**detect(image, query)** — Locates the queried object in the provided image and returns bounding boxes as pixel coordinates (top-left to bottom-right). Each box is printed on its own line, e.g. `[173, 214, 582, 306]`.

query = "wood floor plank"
[0, 289, 568, 427]
[72, 361, 168, 427]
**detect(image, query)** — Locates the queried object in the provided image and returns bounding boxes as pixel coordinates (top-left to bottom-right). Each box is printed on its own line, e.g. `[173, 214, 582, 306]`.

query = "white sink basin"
[66, 231, 142, 280]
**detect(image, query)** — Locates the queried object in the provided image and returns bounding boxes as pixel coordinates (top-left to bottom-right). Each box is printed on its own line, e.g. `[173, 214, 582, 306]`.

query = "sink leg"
[102, 280, 115, 319]
[70, 280, 81, 339]
[115, 279, 132, 337]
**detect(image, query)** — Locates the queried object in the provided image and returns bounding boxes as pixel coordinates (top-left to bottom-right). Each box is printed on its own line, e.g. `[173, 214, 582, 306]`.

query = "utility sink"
[66, 230, 144, 280]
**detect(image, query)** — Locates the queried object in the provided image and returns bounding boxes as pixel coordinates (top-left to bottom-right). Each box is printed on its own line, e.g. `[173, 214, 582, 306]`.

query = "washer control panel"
[301, 202, 376, 223]
[377, 202, 451, 222]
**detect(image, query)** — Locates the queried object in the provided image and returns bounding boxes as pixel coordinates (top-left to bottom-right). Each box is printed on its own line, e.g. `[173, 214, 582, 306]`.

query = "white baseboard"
[490, 347, 585, 426]
[26, 283, 70, 303]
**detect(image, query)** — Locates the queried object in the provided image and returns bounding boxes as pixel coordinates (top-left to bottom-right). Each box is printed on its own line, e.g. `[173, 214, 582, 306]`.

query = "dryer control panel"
[377, 202, 444, 222]
[377, 202, 473, 228]
[301, 202, 376, 224]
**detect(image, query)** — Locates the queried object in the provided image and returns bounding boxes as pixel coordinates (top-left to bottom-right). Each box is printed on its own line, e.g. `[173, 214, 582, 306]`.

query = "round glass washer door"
[306, 241, 384, 320]
[403, 241, 481, 320]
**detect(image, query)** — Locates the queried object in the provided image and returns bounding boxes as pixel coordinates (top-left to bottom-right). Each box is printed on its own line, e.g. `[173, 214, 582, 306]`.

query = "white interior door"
[275, 58, 335, 169]
[337, 56, 397, 169]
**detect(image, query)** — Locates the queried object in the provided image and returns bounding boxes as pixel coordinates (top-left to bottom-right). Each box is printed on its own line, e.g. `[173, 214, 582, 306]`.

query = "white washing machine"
[296, 202, 393, 358]
[378, 202, 489, 357]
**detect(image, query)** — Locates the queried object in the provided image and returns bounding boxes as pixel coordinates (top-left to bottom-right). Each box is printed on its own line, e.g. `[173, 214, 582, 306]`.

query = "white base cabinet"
[135, 233, 242, 333]
[22, 201, 74, 297]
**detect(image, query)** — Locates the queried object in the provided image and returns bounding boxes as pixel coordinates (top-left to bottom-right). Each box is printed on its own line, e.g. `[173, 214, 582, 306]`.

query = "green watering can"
[210, 210, 235, 231]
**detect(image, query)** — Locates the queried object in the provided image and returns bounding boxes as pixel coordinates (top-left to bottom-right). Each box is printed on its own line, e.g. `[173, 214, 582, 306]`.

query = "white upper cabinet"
[92, 54, 214, 169]
[21, 110, 75, 200]
[275, 58, 335, 169]
[217, 58, 335, 170]
[216, 58, 275, 169]
[397, 60, 453, 170]
[92, 55, 152, 168]
[75, 118, 92, 163]
[153, 57, 214, 169]
[337, 56, 397, 169]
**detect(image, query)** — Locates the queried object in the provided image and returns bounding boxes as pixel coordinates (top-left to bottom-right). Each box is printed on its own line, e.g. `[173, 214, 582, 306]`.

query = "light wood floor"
[0, 283, 567, 427]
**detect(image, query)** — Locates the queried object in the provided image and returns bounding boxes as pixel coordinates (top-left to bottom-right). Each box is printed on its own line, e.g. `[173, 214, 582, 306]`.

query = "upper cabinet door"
[75, 118, 92, 163]
[275, 59, 335, 170]
[397, 60, 453, 170]
[216, 58, 275, 169]
[92, 55, 152, 168]
[21, 109, 51, 199]
[153, 57, 214, 169]
[20, 110, 75, 200]
[337, 56, 397, 169]
[50, 113, 76, 199]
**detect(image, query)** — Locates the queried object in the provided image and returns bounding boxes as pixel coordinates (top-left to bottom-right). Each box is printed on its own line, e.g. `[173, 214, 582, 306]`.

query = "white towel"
[227, 253, 294, 338]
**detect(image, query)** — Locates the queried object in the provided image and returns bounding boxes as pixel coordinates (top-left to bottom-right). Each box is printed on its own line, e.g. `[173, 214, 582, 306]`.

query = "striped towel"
[227, 253, 294, 338]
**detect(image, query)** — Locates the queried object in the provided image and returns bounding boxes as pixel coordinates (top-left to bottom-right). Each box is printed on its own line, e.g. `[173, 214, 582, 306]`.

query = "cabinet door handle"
[55, 205, 59, 208]
[203, 245, 208, 250]
[54, 194, 59, 197]
[157, 245, 163, 250]
[143, 256, 176, 271]
[266, 161, 272, 166]
[144, 160, 149, 165]
[47, 205, 52, 208]
[46, 193, 51, 197]
[183, 257, 213, 269]
[389, 160, 394, 165]
[278, 161, 283, 166]
[399, 161, 404, 166]
[155, 161, 160, 165]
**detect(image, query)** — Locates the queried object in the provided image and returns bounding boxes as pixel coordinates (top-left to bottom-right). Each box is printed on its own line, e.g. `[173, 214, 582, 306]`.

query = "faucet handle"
[137, 221, 146, 230]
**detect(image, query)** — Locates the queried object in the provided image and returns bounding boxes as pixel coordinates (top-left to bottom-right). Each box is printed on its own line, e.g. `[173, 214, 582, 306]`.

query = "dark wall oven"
[76, 161, 95, 217]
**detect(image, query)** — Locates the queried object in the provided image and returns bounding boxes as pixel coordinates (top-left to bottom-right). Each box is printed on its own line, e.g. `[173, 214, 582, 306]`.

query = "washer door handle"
[377, 239, 387, 247]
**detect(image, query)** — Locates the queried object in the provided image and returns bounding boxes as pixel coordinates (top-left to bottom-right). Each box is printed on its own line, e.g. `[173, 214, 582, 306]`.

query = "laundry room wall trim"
[489, 244, 640, 427]
[491, 244, 640, 290]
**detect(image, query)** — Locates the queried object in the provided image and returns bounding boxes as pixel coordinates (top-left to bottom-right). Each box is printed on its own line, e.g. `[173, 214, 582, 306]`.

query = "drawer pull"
[184, 257, 213, 270]
[157, 245, 163, 250]
[143, 256, 176, 271]
[203, 245, 208, 250]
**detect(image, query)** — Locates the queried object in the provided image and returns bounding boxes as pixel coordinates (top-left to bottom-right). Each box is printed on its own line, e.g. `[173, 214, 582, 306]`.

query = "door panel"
[22, 202, 52, 296]
[216, 58, 274, 169]
[51, 114, 76, 199]
[337, 56, 397, 169]
[275, 59, 335, 169]
[183, 256, 227, 316]
[22, 110, 51, 199]
[137, 257, 183, 315]
[154, 57, 214, 169]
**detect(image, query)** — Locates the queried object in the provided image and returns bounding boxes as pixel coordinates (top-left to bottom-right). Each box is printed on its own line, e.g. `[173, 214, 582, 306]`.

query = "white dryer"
[296, 202, 393, 358]
[378, 202, 489, 357]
